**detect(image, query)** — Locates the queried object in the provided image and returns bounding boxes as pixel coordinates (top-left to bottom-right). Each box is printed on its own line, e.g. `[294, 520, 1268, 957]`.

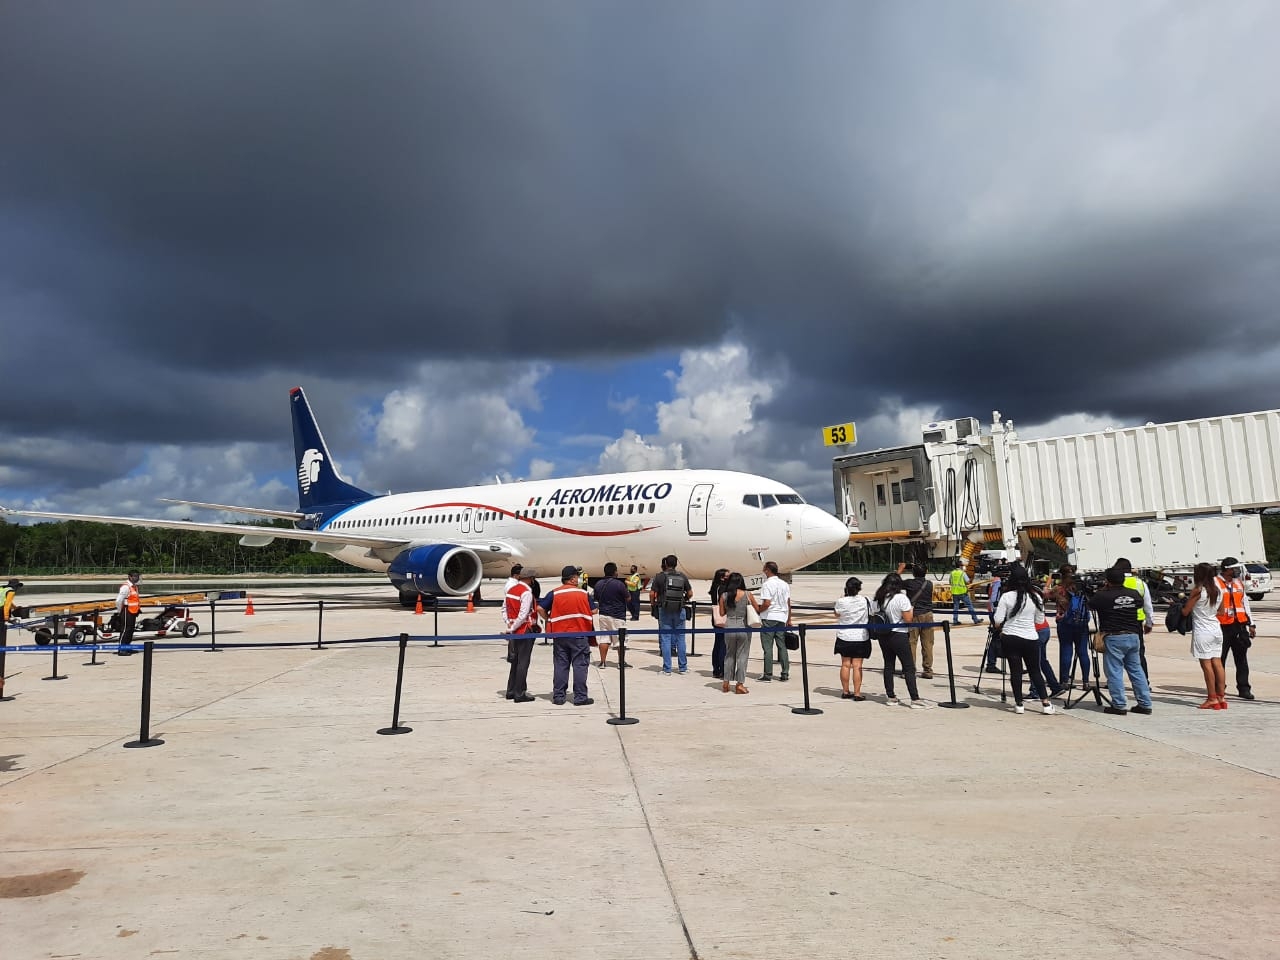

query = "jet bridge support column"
[989, 412, 1021, 562]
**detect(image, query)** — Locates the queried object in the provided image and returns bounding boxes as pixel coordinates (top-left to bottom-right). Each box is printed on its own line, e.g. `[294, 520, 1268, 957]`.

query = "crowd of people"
[498, 553, 1262, 713]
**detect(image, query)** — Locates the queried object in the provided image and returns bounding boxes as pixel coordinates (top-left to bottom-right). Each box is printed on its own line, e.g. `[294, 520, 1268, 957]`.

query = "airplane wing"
[159, 498, 305, 520]
[2, 507, 408, 551]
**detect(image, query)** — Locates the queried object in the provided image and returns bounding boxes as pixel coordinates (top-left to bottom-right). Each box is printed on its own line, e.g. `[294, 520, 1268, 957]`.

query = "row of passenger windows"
[329, 502, 659, 530]
[742, 493, 806, 508]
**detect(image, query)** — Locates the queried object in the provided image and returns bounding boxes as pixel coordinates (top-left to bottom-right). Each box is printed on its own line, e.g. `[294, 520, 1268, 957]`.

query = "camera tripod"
[1062, 642, 1109, 709]
[973, 625, 1007, 702]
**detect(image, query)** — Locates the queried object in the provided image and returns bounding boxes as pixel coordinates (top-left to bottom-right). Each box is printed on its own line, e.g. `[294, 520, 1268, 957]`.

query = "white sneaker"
[909, 700, 928, 710]
[1013, 704, 1025, 714]
[886, 697, 900, 706]
[1042, 703, 1055, 715]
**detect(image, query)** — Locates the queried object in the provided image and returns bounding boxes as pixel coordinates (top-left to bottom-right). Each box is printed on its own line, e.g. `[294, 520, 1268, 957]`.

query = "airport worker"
[1180, 562, 1226, 709]
[503, 564, 524, 665]
[115, 569, 141, 655]
[992, 564, 1054, 715]
[540, 565, 597, 705]
[503, 568, 537, 703]
[1, 579, 24, 689]
[592, 562, 631, 668]
[626, 565, 643, 621]
[1088, 566, 1153, 716]
[757, 560, 792, 682]
[901, 563, 936, 678]
[949, 558, 981, 624]
[650, 555, 692, 675]
[1113, 558, 1155, 678]
[1215, 557, 1256, 700]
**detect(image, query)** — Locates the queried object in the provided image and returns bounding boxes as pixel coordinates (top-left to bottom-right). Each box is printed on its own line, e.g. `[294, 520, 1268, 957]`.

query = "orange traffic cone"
[245, 595, 255, 616]
[466, 592, 476, 614]
[414, 594, 424, 615]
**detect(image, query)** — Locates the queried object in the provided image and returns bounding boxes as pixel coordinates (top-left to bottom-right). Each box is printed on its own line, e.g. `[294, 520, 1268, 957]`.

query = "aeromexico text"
[534, 482, 674, 507]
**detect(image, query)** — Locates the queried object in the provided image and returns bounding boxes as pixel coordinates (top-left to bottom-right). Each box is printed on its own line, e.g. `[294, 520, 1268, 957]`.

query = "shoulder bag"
[745, 601, 762, 629]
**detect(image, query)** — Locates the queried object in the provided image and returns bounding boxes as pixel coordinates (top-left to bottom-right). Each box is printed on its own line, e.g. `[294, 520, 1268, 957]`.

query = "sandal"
[734, 684, 749, 694]
[1197, 700, 1217, 710]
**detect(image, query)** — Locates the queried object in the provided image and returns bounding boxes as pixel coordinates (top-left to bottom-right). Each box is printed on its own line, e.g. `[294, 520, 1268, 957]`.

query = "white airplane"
[4, 387, 850, 604]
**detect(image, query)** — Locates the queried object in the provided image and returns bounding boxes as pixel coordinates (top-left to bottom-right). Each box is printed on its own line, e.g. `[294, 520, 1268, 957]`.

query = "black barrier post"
[314, 599, 325, 650]
[936, 621, 970, 709]
[790, 625, 822, 715]
[377, 633, 413, 735]
[43, 616, 68, 681]
[0, 646, 11, 701]
[205, 601, 221, 653]
[687, 601, 703, 657]
[84, 637, 104, 667]
[124, 641, 164, 748]
[607, 627, 639, 726]
[432, 597, 440, 647]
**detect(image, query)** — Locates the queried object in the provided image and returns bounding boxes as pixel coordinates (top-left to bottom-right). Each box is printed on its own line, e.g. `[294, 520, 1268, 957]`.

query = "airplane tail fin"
[289, 387, 374, 511]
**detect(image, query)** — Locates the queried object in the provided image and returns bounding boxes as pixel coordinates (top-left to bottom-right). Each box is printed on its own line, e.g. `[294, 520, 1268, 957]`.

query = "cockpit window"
[776, 494, 805, 505]
[759, 494, 778, 508]
[742, 494, 760, 508]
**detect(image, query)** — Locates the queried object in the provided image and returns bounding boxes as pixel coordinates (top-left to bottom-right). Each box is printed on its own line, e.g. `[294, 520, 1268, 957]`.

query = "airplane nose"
[802, 508, 851, 560]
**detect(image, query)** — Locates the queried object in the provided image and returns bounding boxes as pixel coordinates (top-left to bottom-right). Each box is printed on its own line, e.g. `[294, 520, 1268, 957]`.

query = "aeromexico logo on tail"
[298, 448, 324, 494]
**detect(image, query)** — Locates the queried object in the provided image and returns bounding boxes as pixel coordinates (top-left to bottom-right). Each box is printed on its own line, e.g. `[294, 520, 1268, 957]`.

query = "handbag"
[784, 630, 800, 651]
[745, 603, 762, 629]
[712, 605, 726, 628]
[1091, 630, 1108, 653]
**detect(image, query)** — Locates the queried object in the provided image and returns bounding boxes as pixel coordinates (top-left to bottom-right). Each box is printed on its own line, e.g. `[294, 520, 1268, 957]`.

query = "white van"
[1243, 563, 1271, 601]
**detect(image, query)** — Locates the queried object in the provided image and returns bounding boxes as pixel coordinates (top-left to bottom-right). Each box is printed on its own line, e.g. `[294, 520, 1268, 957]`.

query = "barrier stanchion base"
[790, 706, 823, 716]
[124, 738, 165, 748]
[607, 716, 639, 726]
[937, 701, 970, 709]
[377, 726, 413, 736]
[42, 674, 68, 681]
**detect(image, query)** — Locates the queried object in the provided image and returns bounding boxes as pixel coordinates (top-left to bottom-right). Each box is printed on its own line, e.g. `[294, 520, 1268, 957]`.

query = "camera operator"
[1046, 565, 1093, 690]
[1089, 567, 1154, 716]
[992, 564, 1054, 714]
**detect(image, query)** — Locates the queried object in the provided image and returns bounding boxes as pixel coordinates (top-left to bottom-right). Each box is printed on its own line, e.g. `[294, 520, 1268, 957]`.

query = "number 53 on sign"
[823, 421, 856, 447]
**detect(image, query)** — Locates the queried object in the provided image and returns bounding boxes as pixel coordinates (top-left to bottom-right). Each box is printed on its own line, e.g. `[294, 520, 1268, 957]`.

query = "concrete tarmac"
[1, 574, 1277, 960]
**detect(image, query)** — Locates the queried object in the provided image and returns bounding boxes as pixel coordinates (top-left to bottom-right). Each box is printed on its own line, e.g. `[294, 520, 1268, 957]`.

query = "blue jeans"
[1037, 625, 1059, 692]
[952, 593, 979, 623]
[1102, 633, 1152, 709]
[1057, 620, 1091, 684]
[658, 609, 687, 673]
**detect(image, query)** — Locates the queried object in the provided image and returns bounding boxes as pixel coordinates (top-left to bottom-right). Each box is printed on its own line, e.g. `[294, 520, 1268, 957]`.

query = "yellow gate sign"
[822, 421, 857, 447]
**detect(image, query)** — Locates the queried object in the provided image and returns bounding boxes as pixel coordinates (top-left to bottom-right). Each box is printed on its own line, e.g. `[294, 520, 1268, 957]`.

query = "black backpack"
[661, 572, 689, 612]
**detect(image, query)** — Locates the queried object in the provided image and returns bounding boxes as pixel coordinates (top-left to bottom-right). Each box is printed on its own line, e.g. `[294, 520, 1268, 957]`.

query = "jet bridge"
[832, 409, 1280, 570]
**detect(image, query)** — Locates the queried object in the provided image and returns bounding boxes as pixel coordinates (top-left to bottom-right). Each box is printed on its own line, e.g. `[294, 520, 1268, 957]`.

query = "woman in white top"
[1180, 562, 1226, 710]
[833, 576, 872, 700]
[993, 564, 1054, 715]
[872, 573, 925, 707]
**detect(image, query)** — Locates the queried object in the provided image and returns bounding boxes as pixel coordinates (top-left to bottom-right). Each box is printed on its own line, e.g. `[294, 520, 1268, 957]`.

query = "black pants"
[628, 591, 641, 621]
[1003, 634, 1047, 705]
[552, 636, 591, 704]
[711, 629, 726, 677]
[1221, 622, 1252, 696]
[120, 611, 138, 646]
[506, 636, 535, 697]
[879, 632, 919, 701]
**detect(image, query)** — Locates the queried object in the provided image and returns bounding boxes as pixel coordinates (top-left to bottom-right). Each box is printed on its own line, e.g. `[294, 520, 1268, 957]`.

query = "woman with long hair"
[833, 576, 871, 700]
[709, 568, 729, 680]
[872, 572, 925, 707]
[1181, 562, 1226, 709]
[993, 564, 1054, 715]
[718, 572, 760, 694]
[1047, 564, 1092, 690]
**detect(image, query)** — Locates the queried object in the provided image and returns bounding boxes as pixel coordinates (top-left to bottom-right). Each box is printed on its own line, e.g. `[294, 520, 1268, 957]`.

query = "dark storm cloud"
[3, 0, 1279, 457]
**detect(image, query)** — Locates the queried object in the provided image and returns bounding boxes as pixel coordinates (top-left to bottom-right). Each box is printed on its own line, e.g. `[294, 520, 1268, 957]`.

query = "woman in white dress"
[1180, 562, 1226, 710]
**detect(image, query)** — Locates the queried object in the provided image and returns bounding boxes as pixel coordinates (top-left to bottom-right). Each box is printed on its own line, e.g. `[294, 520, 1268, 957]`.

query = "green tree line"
[0, 518, 348, 575]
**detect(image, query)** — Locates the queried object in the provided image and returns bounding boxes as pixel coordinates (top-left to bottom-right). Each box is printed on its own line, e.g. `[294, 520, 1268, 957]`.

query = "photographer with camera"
[1047, 565, 1093, 691]
[992, 564, 1055, 715]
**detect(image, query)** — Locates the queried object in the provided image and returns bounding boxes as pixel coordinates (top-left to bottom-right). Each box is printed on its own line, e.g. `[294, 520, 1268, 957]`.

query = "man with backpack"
[649, 555, 692, 675]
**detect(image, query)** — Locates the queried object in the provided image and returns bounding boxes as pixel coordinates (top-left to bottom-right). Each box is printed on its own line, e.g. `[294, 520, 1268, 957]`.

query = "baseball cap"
[561, 565, 579, 580]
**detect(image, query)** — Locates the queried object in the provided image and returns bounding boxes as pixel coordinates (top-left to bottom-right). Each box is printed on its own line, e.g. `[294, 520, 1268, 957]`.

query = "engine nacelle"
[387, 544, 484, 597]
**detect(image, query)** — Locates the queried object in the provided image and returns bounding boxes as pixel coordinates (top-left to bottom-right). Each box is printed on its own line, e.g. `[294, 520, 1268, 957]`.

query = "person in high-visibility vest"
[1215, 557, 1256, 700]
[1, 578, 24, 692]
[539, 566, 597, 705]
[949, 559, 981, 625]
[115, 569, 142, 655]
[626, 565, 643, 622]
[503, 568, 538, 703]
[1114, 558, 1155, 679]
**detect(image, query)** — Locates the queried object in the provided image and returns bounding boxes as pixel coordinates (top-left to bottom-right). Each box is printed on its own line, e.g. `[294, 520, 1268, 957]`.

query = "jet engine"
[387, 544, 484, 598]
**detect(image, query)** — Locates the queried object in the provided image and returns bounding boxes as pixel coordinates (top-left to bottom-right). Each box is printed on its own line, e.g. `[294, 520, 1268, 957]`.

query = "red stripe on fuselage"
[406, 501, 660, 538]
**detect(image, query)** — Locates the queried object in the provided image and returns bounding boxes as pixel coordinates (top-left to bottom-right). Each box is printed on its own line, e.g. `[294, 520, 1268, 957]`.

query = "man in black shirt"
[901, 563, 937, 679]
[1088, 567, 1153, 716]
[592, 562, 631, 668]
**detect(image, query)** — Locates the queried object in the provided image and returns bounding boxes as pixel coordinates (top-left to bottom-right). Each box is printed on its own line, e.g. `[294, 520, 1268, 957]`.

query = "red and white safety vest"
[546, 586, 594, 635]
[504, 580, 534, 634]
